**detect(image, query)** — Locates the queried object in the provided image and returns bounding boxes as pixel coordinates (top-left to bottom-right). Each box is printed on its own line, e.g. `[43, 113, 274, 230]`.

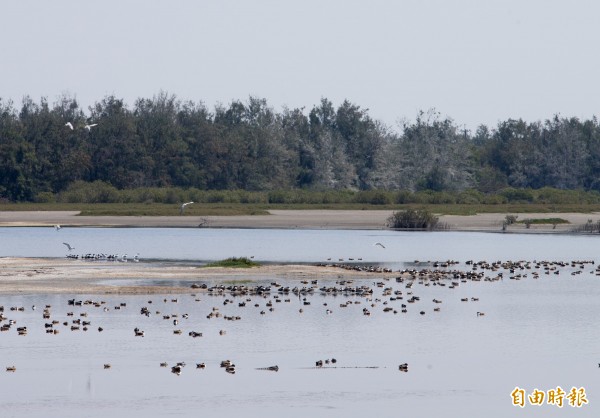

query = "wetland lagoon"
[0, 227, 599, 417]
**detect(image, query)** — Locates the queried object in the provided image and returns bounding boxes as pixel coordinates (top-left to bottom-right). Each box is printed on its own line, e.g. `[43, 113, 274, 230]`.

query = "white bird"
[374, 242, 386, 249]
[54, 224, 61, 231]
[65, 122, 74, 130]
[84, 123, 98, 131]
[180, 201, 194, 215]
[63, 242, 75, 251]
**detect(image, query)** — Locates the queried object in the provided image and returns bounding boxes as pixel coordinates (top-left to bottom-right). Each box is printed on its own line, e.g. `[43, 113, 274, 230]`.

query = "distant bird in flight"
[65, 122, 74, 130]
[374, 242, 386, 249]
[54, 224, 61, 231]
[180, 201, 194, 215]
[84, 123, 98, 131]
[63, 242, 75, 251]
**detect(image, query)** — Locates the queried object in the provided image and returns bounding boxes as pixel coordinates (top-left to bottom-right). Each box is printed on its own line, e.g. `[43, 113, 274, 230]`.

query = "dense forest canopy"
[1, 92, 600, 202]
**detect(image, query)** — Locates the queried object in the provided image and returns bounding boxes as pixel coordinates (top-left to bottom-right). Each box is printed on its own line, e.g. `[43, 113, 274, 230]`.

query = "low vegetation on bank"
[3, 185, 600, 216]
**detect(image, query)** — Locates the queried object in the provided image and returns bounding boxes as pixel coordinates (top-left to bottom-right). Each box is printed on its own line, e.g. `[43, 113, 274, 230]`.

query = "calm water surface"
[1, 227, 600, 263]
[0, 228, 599, 417]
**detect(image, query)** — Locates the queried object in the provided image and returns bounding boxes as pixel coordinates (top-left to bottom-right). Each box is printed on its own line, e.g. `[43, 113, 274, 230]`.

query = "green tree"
[89, 95, 144, 188]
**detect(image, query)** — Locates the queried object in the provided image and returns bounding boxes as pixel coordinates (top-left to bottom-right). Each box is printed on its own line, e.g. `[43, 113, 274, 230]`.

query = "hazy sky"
[2, 0, 599, 130]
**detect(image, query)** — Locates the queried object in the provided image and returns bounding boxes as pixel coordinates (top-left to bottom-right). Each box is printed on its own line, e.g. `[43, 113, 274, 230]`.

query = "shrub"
[205, 191, 226, 203]
[34, 192, 55, 203]
[483, 194, 506, 204]
[353, 190, 392, 205]
[429, 191, 456, 204]
[268, 190, 287, 204]
[499, 187, 534, 203]
[386, 209, 439, 230]
[394, 190, 414, 204]
[58, 180, 120, 203]
[456, 189, 484, 204]
[165, 188, 182, 204]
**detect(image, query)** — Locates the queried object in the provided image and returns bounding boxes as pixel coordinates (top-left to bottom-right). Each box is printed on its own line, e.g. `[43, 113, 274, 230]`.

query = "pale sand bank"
[0, 257, 393, 295]
[2, 210, 600, 232]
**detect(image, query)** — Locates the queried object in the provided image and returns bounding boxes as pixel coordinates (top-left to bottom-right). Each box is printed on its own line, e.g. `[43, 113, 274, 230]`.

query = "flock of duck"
[2, 258, 598, 375]
[65, 253, 139, 262]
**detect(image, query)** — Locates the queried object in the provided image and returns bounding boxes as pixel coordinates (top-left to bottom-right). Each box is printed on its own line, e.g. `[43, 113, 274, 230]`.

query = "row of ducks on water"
[66, 253, 139, 262]
[5, 362, 274, 374]
[203, 282, 376, 297]
[164, 360, 278, 375]
[26, 359, 411, 374]
[319, 263, 393, 273]
[7, 361, 410, 374]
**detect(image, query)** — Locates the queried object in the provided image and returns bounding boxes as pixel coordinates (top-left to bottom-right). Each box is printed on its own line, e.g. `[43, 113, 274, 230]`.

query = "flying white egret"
[65, 122, 74, 130]
[84, 123, 98, 131]
[374, 242, 386, 249]
[180, 201, 194, 215]
[63, 242, 75, 251]
[54, 224, 61, 231]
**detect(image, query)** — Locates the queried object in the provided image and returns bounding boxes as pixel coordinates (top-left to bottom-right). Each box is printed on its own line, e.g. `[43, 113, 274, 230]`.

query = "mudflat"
[0, 257, 393, 295]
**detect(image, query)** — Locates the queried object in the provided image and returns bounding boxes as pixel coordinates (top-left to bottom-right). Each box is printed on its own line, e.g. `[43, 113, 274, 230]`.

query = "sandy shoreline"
[2, 209, 600, 232]
[0, 257, 395, 295]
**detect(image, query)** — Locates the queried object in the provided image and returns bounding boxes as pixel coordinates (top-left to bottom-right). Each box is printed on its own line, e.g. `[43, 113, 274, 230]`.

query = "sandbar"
[0, 257, 394, 295]
[1, 210, 600, 232]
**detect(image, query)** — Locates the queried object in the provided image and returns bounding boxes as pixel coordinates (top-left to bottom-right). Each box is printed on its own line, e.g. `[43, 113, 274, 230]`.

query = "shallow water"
[1, 227, 600, 264]
[1, 228, 599, 417]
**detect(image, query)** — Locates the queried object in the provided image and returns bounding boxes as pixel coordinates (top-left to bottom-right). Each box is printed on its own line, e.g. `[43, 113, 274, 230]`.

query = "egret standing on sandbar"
[180, 202, 194, 215]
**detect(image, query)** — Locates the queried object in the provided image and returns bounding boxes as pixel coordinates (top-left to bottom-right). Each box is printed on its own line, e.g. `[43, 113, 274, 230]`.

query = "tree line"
[1, 93, 600, 202]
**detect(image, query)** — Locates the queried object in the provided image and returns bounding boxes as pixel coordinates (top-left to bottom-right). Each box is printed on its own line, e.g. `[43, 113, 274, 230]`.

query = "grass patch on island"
[517, 218, 570, 225]
[203, 257, 260, 268]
